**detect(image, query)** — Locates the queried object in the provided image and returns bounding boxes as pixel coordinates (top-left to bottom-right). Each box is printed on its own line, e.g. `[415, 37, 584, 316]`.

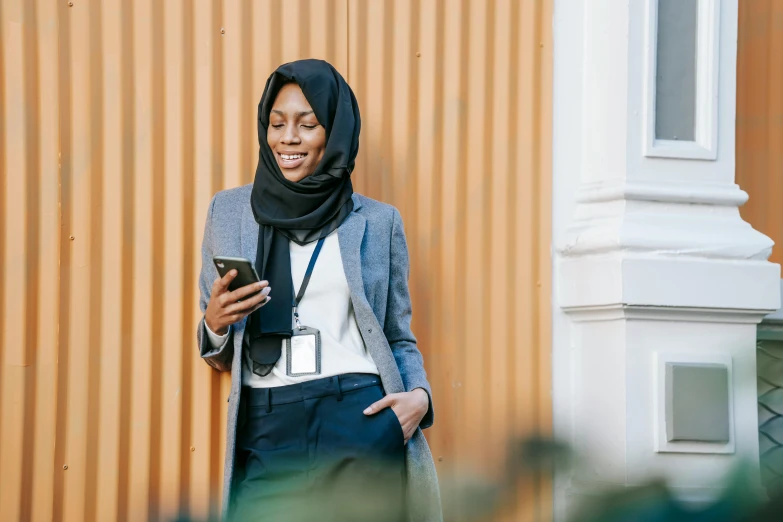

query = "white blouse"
[206, 231, 379, 387]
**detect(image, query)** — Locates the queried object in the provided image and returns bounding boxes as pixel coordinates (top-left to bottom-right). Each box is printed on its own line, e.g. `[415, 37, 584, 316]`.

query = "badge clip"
[293, 307, 305, 331]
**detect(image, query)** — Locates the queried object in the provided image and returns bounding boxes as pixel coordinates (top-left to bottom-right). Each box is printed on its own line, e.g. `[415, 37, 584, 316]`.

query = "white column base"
[557, 214, 778, 512]
[551, 0, 780, 517]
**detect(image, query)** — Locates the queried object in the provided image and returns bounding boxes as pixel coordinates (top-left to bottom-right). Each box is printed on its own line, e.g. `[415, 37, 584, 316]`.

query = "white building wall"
[551, 1, 780, 519]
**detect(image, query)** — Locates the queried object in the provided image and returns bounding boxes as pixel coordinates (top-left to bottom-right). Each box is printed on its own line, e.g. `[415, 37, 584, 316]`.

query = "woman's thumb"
[363, 396, 391, 415]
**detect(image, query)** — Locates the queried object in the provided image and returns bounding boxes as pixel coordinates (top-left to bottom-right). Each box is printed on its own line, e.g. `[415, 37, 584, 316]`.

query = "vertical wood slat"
[432, 0, 464, 479]
[412, 0, 442, 462]
[0, 1, 28, 520]
[0, 0, 7, 514]
[52, 0, 72, 517]
[18, 1, 42, 520]
[463, 0, 489, 468]
[94, 0, 122, 519]
[61, 0, 93, 519]
[536, 0, 554, 517]
[157, 2, 185, 519]
[488, 0, 511, 466]
[83, 0, 105, 518]
[0, 1, 552, 520]
[190, 0, 218, 518]
[31, 0, 61, 519]
[128, 0, 154, 519]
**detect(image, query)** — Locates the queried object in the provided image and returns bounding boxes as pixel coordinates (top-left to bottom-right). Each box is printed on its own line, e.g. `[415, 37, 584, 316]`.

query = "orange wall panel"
[0, 1, 551, 520]
[347, 1, 552, 520]
[737, 0, 783, 265]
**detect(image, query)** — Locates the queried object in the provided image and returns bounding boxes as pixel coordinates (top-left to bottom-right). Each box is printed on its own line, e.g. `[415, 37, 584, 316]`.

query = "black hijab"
[247, 59, 361, 377]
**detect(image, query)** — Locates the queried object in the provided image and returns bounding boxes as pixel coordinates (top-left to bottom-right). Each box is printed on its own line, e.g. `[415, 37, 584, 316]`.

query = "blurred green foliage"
[169, 437, 783, 522]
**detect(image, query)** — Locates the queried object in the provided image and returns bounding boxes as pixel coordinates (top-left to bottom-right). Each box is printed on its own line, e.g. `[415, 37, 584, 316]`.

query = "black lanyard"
[292, 237, 325, 329]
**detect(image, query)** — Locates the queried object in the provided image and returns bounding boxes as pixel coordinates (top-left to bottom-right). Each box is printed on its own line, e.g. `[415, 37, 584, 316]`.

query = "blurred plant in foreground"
[169, 436, 783, 522]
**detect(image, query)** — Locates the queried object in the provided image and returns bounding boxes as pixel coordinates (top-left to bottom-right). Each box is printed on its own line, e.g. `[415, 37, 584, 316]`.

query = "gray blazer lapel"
[337, 198, 405, 394]
[234, 204, 259, 340]
[241, 203, 259, 263]
[337, 210, 366, 298]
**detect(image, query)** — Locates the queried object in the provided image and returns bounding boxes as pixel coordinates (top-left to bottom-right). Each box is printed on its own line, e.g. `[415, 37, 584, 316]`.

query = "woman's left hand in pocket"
[363, 388, 429, 443]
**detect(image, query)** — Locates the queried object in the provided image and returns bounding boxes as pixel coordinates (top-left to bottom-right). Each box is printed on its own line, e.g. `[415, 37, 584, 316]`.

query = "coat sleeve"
[196, 193, 234, 372]
[384, 208, 434, 429]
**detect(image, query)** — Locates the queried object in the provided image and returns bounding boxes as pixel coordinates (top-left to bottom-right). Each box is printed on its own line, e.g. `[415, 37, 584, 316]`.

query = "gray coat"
[197, 184, 442, 521]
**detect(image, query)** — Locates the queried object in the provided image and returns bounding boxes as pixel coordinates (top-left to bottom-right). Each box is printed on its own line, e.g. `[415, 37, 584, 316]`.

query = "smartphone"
[213, 256, 262, 292]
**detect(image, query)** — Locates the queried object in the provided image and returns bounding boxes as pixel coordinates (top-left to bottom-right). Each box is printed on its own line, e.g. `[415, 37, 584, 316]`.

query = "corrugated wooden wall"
[0, 1, 552, 521]
[737, 0, 783, 265]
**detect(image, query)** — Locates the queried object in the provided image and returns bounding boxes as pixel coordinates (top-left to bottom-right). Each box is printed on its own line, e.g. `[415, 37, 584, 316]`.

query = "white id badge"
[286, 326, 321, 376]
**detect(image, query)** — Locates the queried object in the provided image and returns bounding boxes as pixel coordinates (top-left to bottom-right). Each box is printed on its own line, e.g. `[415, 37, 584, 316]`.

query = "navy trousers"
[231, 374, 406, 522]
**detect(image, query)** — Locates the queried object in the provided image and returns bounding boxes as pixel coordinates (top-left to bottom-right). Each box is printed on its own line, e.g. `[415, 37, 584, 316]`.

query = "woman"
[197, 59, 441, 521]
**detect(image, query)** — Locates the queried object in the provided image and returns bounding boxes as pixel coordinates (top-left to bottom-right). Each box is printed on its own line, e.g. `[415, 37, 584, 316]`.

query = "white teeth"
[280, 154, 305, 160]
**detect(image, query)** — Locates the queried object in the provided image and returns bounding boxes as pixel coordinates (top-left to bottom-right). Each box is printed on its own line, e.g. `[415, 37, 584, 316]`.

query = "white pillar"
[552, 0, 780, 518]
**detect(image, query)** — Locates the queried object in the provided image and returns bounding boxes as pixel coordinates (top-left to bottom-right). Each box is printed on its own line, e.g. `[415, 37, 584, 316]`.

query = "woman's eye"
[271, 123, 284, 129]
[301, 124, 318, 130]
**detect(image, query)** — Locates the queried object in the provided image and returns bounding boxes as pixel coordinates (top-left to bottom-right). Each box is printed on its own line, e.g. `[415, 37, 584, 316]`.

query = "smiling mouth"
[277, 152, 308, 169]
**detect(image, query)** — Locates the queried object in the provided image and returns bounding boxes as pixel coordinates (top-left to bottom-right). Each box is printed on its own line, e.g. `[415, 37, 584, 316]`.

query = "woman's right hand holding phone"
[205, 271, 271, 335]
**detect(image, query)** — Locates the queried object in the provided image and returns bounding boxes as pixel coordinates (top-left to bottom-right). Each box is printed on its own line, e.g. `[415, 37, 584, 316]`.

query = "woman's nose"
[281, 126, 301, 144]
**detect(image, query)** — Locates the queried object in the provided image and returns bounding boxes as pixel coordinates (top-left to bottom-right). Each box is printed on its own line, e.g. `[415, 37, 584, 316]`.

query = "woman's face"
[267, 83, 327, 183]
